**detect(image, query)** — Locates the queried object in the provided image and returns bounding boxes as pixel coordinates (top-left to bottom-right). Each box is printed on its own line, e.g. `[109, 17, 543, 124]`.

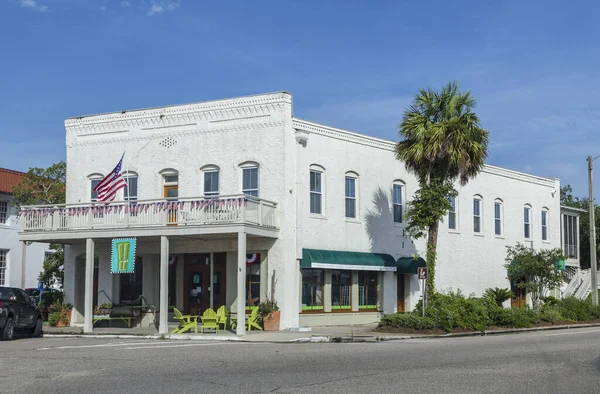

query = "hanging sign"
[111, 238, 137, 273]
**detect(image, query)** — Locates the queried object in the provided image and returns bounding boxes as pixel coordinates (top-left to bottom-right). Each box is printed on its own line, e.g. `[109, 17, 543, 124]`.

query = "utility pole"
[588, 156, 598, 306]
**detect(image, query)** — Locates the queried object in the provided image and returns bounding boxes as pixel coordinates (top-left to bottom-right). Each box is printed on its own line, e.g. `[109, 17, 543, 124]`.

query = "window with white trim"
[524, 205, 532, 239]
[0, 201, 7, 224]
[345, 174, 357, 218]
[494, 199, 503, 236]
[89, 173, 104, 202]
[448, 195, 457, 230]
[393, 183, 404, 223]
[0, 249, 7, 286]
[473, 196, 482, 233]
[204, 169, 219, 197]
[541, 209, 548, 241]
[310, 169, 323, 214]
[124, 172, 138, 202]
[242, 167, 259, 197]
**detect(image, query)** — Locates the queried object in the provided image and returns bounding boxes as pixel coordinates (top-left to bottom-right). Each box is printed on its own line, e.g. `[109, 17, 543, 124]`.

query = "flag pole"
[124, 152, 130, 210]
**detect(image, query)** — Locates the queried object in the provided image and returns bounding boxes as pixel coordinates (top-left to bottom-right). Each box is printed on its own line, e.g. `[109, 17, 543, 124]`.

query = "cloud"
[166, 2, 179, 11]
[120, 0, 132, 7]
[147, 1, 180, 16]
[147, 4, 163, 16]
[18, 0, 48, 12]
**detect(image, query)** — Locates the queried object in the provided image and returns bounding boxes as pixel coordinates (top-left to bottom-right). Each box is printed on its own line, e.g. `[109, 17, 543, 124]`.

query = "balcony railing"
[19, 195, 278, 232]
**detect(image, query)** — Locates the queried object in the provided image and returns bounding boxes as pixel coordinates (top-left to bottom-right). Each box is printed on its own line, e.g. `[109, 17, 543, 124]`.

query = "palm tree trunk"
[426, 219, 440, 300]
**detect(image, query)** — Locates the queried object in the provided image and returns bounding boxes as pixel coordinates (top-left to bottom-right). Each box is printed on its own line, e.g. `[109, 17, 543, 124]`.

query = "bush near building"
[379, 290, 600, 333]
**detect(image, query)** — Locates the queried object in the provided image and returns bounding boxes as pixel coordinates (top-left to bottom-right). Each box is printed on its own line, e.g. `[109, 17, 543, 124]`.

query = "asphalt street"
[1, 327, 600, 394]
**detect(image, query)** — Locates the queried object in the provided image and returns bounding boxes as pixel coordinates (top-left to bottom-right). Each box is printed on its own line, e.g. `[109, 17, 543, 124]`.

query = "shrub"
[538, 305, 564, 323]
[493, 308, 538, 328]
[257, 298, 279, 324]
[557, 297, 600, 322]
[483, 287, 514, 307]
[542, 296, 559, 306]
[380, 313, 437, 330]
[419, 290, 492, 332]
[48, 312, 60, 327]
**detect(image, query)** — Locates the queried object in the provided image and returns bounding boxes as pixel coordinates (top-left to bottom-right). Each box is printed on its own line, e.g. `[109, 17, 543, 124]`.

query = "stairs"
[565, 269, 600, 299]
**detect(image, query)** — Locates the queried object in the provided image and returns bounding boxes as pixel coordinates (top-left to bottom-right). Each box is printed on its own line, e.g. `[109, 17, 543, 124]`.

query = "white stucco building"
[17, 92, 581, 334]
[0, 168, 52, 289]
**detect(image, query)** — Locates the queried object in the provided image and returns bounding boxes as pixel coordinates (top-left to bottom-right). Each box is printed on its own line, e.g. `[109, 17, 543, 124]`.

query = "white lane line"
[545, 329, 600, 336]
[122, 342, 235, 350]
[37, 341, 175, 350]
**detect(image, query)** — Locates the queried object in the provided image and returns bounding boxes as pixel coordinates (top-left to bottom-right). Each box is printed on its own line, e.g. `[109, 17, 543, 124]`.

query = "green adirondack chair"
[171, 308, 198, 334]
[201, 308, 219, 334]
[247, 307, 262, 331]
[216, 305, 228, 330]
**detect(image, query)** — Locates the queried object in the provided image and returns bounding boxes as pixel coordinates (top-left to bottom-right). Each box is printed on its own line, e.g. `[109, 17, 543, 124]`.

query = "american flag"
[94, 154, 127, 202]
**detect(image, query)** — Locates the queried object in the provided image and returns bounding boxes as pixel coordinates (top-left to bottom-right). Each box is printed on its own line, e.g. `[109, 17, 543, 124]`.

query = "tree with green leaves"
[39, 244, 64, 290]
[396, 81, 489, 297]
[560, 185, 599, 270]
[11, 161, 66, 207]
[505, 243, 566, 308]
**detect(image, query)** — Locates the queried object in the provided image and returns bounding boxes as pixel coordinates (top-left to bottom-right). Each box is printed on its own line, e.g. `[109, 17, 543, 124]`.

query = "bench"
[92, 305, 142, 328]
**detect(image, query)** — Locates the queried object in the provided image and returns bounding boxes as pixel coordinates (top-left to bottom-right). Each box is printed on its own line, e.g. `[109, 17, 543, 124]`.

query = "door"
[397, 274, 405, 312]
[164, 185, 178, 225]
[183, 253, 228, 316]
[511, 280, 527, 308]
[187, 271, 204, 317]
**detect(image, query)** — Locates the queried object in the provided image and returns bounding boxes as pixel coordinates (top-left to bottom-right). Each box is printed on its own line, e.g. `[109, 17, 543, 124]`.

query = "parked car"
[0, 286, 43, 340]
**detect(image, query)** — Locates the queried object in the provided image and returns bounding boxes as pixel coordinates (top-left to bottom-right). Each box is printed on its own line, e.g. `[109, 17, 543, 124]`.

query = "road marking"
[37, 341, 173, 350]
[545, 329, 600, 336]
[122, 342, 235, 350]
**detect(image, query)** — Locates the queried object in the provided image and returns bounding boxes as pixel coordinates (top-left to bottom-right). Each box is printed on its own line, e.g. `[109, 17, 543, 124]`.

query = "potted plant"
[258, 298, 280, 331]
[48, 301, 73, 327]
[94, 303, 112, 316]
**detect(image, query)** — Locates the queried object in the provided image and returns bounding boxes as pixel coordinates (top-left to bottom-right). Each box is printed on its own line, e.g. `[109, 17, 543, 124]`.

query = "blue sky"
[1, 0, 599, 197]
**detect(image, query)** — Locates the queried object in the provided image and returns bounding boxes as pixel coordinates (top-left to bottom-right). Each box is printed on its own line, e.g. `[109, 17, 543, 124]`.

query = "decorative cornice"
[65, 92, 291, 135]
[70, 121, 286, 147]
[292, 117, 558, 188]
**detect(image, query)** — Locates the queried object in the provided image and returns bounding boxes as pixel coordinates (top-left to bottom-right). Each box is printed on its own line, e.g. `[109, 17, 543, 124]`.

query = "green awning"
[396, 256, 427, 274]
[301, 249, 396, 272]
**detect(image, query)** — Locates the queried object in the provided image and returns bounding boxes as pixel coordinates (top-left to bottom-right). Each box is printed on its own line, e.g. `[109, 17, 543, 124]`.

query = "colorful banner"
[111, 238, 137, 274]
[246, 253, 260, 266]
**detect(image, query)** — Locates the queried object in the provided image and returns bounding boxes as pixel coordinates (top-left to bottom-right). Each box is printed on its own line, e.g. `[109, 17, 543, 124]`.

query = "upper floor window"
[310, 165, 324, 214]
[524, 205, 532, 239]
[473, 196, 482, 233]
[123, 172, 138, 202]
[563, 214, 578, 259]
[202, 166, 220, 197]
[160, 169, 179, 199]
[88, 173, 104, 202]
[494, 199, 503, 236]
[242, 166, 259, 197]
[541, 209, 548, 241]
[448, 195, 457, 230]
[345, 173, 357, 219]
[0, 201, 8, 224]
[393, 182, 404, 223]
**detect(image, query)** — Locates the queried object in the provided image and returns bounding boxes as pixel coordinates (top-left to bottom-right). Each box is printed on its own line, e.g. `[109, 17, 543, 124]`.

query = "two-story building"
[1, 168, 52, 288]
[17, 92, 581, 334]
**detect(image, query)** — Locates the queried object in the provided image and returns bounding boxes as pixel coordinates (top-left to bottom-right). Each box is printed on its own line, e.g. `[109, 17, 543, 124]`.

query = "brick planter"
[263, 310, 280, 331]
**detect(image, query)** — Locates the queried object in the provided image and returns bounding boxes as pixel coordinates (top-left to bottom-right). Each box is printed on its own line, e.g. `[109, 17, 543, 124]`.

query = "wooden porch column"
[83, 238, 95, 333]
[20, 241, 27, 288]
[159, 236, 169, 334]
[236, 231, 247, 336]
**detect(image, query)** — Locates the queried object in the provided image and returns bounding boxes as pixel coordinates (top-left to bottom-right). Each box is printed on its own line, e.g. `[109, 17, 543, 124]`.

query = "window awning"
[301, 249, 397, 272]
[396, 256, 427, 274]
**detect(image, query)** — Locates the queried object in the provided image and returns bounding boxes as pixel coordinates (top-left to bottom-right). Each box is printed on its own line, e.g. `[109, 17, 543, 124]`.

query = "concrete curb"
[41, 322, 600, 343]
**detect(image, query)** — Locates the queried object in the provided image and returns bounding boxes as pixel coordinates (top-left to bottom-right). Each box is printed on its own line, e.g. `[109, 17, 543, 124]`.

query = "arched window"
[88, 173, 104, 202]
[201, 165, 220, 197]
[310, 164, 325, 215]
[345, 171, 358, 219]
[494, 199, 503, 236]
[473, 195, 483, 234]
[393, 180, 405, 223]
[123, 171, 138, 201]
[240, 162, 259, 197]
[524, 204, 532, 239]
[541, 207, 549, 241]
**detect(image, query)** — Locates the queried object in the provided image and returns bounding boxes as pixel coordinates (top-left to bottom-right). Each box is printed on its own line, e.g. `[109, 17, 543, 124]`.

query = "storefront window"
[120, 257, 143, 304]
[246, 261, 260, 307]
[331, 270, 352, 311]
[358, 272, 378, 310]
[301, 269, 324, 312]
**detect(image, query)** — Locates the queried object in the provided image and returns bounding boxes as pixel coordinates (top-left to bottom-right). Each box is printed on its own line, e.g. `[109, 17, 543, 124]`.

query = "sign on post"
[417, 267, 428, 280]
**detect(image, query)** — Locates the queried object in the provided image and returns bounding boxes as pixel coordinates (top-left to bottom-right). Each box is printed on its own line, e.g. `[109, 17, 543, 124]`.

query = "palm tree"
[396, 81, 489, 296]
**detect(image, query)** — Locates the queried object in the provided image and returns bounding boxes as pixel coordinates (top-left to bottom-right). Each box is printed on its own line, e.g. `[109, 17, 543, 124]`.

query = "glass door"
[188, 271, 204, 317]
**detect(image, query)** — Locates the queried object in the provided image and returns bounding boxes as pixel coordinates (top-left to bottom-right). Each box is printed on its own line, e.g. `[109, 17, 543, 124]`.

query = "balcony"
[18, 195, 278, 241]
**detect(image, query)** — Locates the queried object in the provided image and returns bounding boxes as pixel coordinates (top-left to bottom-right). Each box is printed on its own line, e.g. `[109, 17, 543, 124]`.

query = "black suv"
[0, 286, 43, 340]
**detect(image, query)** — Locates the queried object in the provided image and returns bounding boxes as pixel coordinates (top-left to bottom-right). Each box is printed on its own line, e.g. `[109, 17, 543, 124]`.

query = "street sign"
[417, 267, 428, 280]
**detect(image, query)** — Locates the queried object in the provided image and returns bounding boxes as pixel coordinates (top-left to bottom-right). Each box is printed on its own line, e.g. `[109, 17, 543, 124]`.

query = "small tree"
[11, 161, 66, 207]
[39, 244, 64, 290]
[505, 244, 566, 308]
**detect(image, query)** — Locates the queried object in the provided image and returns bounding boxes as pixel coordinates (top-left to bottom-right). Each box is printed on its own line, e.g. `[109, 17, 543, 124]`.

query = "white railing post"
[125, 203, 130, 228]
[258, 200, 263, 226]
[241, 198, 246, 224]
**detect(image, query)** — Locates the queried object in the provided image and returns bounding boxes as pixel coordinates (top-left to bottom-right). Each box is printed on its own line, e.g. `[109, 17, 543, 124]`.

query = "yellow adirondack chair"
[231, 308, 263, 331]
[216, 305, 228, 330]
[201, 308, 219, 334]
[171, 308, 198, 334]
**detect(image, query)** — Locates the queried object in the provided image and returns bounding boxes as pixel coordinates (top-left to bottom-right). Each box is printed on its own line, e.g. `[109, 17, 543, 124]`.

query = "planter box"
[56, 310, 72, 327]
[263, 310, 280, 331]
